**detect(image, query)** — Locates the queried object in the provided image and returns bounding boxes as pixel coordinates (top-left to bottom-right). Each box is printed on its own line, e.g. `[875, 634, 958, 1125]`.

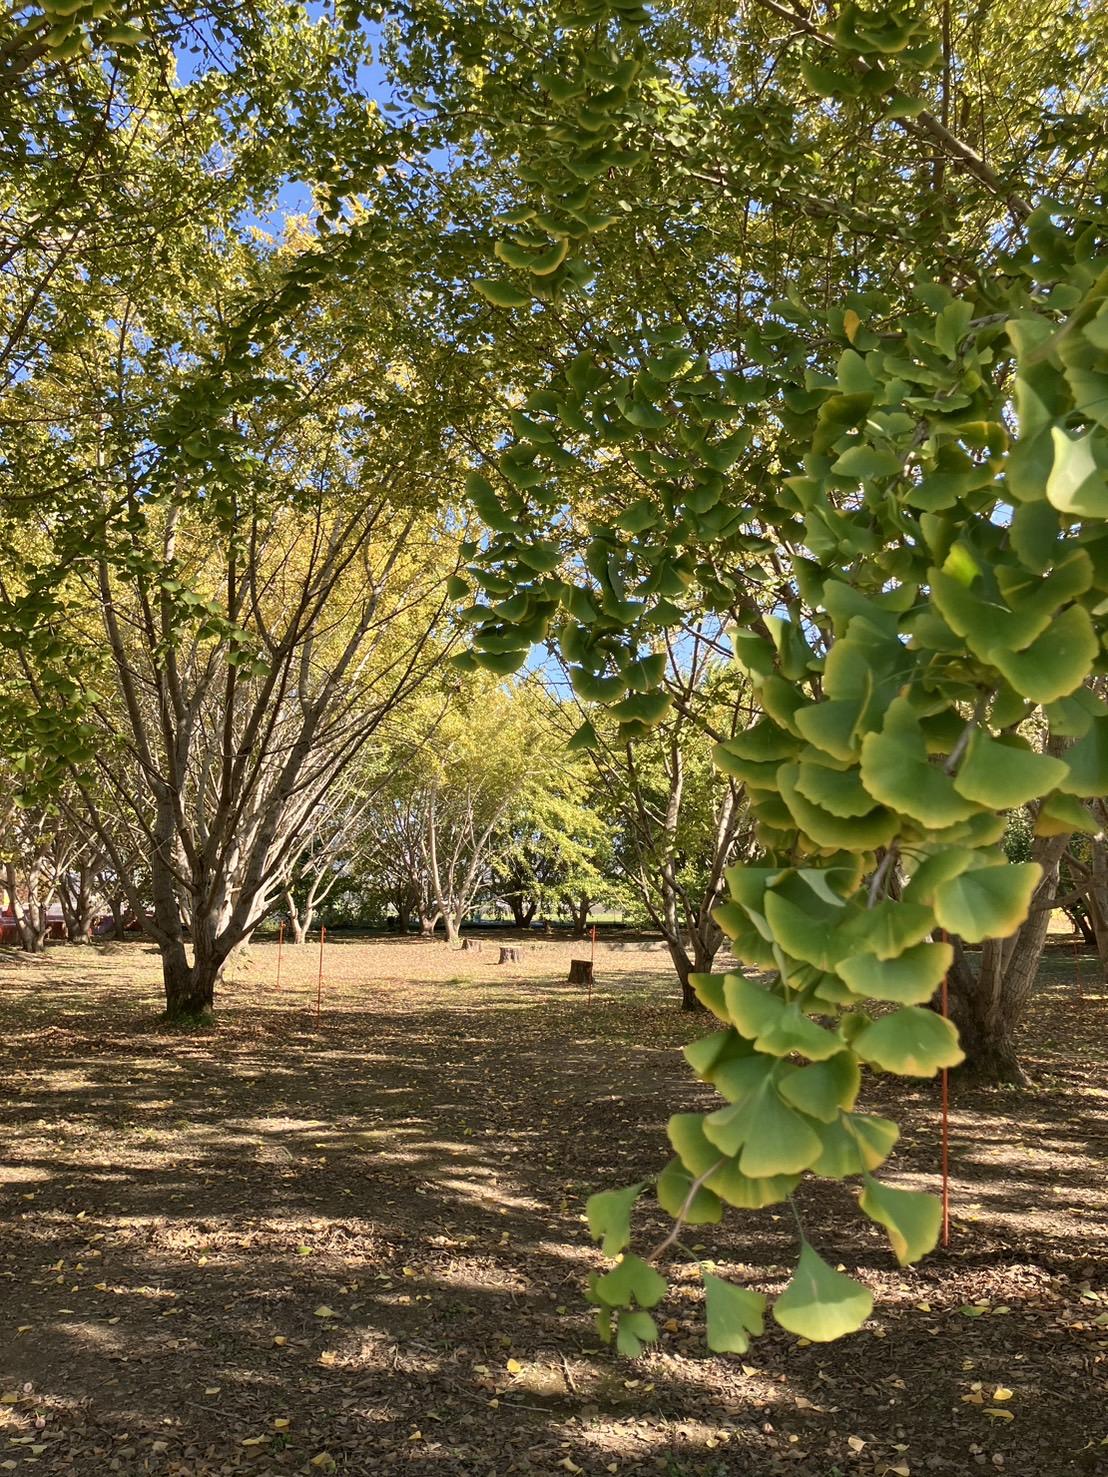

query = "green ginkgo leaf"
[845, 900, 936, 960]
[1035, 790, 1099, 835]
[932, 862, 1041, 943]
[793, 759, 878, 818]
[859, 1179, 943, 1266]
[853, 1006, 965, 1077]
[838, 941, 953, 1003]
[811, 1112, 899, 1177]
[724, 976, 843, 1060]
[703, 1072, 823, 1177]
[567, 719, 598, 751]
[591, 1254, 668, 1310]
[1054, 716, 1108, 797]
[953, 731, 1069, 809]
[772, 1243, 873, 1341]
[475, 278, 531, 308]
[763, 889, 849, 973]
[860, 701, 978, 828]
[703, 1273, 767, 1354]
[778, 763, 899, 850]
[586, 1183, 645, 1255]
[656, 1159, 723, 1225]
[686, 973, 730, 1023]
[778, 1052, 861, 1121]
[665, 1111, 798, 1205]
[1045, 425, 1108, 517]
[991, 603, 1098, 704]
[614, 1309, 658, 1357]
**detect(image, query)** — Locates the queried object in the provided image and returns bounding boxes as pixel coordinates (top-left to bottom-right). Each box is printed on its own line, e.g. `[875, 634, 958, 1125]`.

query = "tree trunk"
[660, 935, 703, 1012]
[5, 862, 48, 952]
[569, 895, 591, 939]
[419, 909, 440, 938]
[1083, 836, 1108, 980]
[944, 945, 1025, 1083]
[110, 893, 125, 940]
[60, 865, 96, 944]
[442, 909, 460, 945]
[508, 893, 536, 929]
[161, 941, 219, 1021]
[945, 838, 1065, 1083]
[283, 887, 313, 944]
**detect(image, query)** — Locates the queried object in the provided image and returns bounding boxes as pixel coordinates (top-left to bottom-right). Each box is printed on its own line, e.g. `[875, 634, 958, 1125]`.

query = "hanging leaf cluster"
[451, 0, 1108, 1348]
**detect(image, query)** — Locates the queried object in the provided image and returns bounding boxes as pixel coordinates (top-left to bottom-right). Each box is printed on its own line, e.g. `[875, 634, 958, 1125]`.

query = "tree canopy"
[2, 0, 1107, 1355]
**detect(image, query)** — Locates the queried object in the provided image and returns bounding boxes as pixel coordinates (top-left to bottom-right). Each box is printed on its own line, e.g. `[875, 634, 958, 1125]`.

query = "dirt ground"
[0, 933, 1105, 1477]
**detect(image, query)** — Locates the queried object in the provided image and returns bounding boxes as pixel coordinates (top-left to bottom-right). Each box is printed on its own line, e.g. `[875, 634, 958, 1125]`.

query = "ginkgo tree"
[422, 0, 1108, 1351]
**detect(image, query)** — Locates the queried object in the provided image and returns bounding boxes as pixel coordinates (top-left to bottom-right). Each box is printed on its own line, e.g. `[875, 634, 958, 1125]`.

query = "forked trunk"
[508, 893, 535, 929]
[569, 895, 591, 939]
[161, 942, 219, 1021]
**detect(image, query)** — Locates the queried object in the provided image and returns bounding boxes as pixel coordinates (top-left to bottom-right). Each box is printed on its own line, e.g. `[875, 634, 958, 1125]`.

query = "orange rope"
[939, 927, 951, 1248]
[315, 925, 326, 1022]
[940, 964, 950, 1247]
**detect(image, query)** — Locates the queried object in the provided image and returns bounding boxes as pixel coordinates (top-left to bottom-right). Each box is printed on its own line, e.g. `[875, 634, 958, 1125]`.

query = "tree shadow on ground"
[0, 941, 1105, 1475]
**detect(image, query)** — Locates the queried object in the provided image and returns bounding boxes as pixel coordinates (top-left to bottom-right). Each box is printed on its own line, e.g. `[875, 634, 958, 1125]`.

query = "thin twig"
[868, 845, 899, 907]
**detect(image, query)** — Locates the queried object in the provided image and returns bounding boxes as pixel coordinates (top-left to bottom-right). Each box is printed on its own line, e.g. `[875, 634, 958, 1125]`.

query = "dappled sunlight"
[0, 939, 1104, 1473]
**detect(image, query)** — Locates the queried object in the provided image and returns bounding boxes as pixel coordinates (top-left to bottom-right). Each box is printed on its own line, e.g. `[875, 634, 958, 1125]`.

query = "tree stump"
[568, 959, 594, 986]
[461, 938, 481, 953]
[499, 946, 523, 964]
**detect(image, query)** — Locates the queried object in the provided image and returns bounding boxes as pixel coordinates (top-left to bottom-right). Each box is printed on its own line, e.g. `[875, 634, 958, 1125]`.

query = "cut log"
[461, 938, 481, 952]
[498, 946, 523, 964]
[568, 959, 594, 986]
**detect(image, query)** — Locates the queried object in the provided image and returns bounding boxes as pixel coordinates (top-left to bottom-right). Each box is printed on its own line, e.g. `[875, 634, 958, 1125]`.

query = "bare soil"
[0, 934, 1105, 1476]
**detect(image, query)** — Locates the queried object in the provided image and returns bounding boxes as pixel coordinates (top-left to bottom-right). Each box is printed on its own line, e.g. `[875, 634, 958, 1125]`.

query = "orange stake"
[1074, 933, 1083, 1001]
[940, 963, 951, 1247]
[276, 921, 285, 991]
[315, 925, 326, 1022]
[589, 924, 596, 1009]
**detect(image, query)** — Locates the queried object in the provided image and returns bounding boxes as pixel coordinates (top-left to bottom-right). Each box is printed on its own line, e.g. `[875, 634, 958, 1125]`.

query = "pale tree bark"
[3, 858, 51, 952]
[57, 859, 98, 944]
[590, 636, 751, 1010]
[425, 779, 513, 946]
[58, 483, 454, 1019]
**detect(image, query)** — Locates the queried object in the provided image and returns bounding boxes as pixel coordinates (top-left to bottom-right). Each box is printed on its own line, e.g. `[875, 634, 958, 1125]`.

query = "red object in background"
[315, 925, 326, 1022]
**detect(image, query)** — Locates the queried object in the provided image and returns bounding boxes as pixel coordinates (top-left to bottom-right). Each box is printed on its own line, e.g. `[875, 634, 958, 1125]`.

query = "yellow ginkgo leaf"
[505, 1358, 523, 1374]
[984, 1408, 1014, 1420]
[313, 1305, 337, 1318]
[273, 1418, 290, 1430]
[993, 1386, 1014, 1401]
